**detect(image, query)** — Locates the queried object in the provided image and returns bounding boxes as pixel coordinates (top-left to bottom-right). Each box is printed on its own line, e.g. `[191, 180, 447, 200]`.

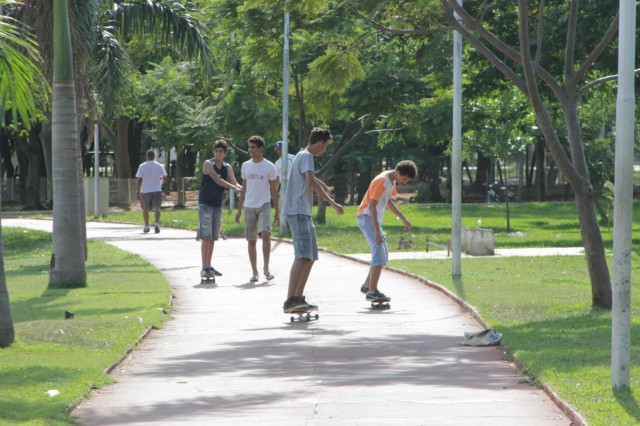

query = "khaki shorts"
[139, 191, 162, 211]
[244, 202, 271, 240]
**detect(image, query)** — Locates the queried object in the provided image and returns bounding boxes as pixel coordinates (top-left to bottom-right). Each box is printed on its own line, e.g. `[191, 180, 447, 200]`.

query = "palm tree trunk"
[49, 0, 86, 288]
[0, 214, 15, 347]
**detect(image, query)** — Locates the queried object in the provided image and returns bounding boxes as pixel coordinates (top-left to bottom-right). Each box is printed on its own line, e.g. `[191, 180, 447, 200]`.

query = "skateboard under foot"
[369, 297, 390, 310]
[200, 276, 216, 284]
[288, 309, 319, 323]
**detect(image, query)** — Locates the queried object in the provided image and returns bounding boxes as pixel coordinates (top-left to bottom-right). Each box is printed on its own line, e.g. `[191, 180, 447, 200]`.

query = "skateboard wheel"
[290, 316, 295, 322]
[314, 314, 319, 320]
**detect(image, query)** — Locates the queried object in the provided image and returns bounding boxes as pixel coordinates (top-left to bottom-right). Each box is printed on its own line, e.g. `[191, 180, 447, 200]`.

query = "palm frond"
[0, 15, 49, 128]
[111, 0, 215, 75]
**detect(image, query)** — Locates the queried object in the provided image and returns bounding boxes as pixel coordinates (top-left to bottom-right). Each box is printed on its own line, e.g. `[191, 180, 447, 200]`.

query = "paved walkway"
[5, 219, 575, 425]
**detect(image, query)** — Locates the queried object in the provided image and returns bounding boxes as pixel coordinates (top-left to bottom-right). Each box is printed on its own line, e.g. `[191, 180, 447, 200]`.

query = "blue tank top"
[199, 160, 228, 207]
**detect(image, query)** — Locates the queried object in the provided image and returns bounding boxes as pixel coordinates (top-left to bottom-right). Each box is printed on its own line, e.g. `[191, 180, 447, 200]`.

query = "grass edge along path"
[389, 255, 640, 426]
[0, 227, 172, 426]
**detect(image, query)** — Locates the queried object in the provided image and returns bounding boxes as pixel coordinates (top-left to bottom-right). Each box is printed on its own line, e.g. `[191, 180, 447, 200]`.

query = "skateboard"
[200, 275, 216, 284]
[289, 308, 319, 323]
[369, 297, 390, 310]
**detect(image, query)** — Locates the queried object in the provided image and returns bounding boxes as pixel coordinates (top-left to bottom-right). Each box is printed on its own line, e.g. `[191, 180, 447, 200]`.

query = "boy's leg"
[248, 240, 258, 278]
[142, 209, 149, 227]
[244, 207, 259, 279]
[256, 204, 273, 276]
[366, 265, 383, 292]
[201, 240, 214, 268]
[261, 232, 271, 276]
[287, 258, 314, 298]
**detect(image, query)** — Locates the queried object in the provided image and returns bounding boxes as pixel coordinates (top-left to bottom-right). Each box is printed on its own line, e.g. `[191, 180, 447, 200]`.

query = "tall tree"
[0, 9, 49, 345]
[49, 0, 86, 287]
[353, 0, 618, 309]
[441, 0, 617, 308]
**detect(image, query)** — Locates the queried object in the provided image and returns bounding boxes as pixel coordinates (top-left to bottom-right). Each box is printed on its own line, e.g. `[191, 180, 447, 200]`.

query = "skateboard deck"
[288, 308, 319, 323]
[369, 297, 390, 310]
[200, 275, 216, 284]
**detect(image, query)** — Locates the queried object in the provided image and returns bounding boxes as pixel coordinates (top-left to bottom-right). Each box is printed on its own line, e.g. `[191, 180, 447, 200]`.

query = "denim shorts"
[357, 214, 388, 267]
[198, 204, 222, 241]
[286, 214, 318, 261]
[244, 202, 272, 240]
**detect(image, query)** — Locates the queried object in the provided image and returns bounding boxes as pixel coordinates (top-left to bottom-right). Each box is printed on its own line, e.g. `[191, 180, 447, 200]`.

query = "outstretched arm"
[204, 160, 242, 191]
[307, 172, 344, 215]
[387, 199, 411, 231]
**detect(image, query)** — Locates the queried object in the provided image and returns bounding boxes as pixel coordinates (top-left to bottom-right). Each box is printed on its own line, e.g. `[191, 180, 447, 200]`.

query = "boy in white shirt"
[135, 150, 168, 234]
[235, 135, 279, 282]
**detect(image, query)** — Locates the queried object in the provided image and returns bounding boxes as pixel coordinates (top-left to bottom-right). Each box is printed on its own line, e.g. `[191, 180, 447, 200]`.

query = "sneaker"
[143, 226, 150, 233]
[200, 268, 212, 278]
[366, 290, 390, 301]
[283, 296, 307, 313]
[360, 284, 369, 294]
[301, 296, 318, 311]
[154, 223, 160, 234]
[209, 267, 223, 276]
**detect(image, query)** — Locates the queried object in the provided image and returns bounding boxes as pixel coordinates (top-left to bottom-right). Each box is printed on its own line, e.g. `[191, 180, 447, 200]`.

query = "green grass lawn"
[0, 228, 172, 425]
[101, 200, 630, 253]
[390, 255, 640, 426]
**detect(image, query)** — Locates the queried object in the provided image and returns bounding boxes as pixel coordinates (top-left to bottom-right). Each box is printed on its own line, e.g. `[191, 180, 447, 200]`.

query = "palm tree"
[0, 10, 49, 346]
[48, 0, 86, 287]
[16, 0, 214, 288]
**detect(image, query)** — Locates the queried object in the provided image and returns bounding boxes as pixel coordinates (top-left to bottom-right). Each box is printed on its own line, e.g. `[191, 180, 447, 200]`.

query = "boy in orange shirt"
[357, 160, 417, 301]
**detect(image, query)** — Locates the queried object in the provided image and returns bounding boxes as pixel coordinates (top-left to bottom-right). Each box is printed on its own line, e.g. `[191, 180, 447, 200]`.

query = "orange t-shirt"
[357, 171, 397, 225]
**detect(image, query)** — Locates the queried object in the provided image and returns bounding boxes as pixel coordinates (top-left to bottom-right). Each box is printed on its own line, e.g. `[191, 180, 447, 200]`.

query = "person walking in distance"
[282, 128, 344, 313]
[274, 140, 295, 189]
[235, 135, 279, 282]
[198, 140, 242, 279]
[135, 150, 168, 234]
[357, 160, 417, 302]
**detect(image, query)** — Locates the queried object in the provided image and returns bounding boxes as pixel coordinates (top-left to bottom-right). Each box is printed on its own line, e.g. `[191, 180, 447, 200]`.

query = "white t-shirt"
[241, 159, 277, 208]
[275, 154, 295, 180]
[135, 160, 167, 193]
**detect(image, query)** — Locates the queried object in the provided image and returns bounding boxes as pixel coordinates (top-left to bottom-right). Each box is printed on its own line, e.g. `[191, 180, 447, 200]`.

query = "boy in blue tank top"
[198, 140, 242, 278]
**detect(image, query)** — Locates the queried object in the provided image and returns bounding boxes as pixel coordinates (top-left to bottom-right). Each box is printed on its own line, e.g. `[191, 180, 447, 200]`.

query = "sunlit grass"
[0, 228, 171, 425]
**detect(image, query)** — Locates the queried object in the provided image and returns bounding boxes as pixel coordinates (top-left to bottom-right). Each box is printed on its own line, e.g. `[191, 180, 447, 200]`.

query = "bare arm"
[368, 199, 383, 244]
[307, 172, 344, 215]
[204, 160, 242, 191]
[235, 180, 247, 223]
[269, 179, 280, 226]
[387, 199, 411, 231]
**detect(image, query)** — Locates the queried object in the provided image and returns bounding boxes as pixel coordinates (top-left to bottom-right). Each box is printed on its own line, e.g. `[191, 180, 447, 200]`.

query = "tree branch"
[317, 115, 376, 177]
[573, 12, 619, 85]
[577, 68, 640, 101]
[348, 2, 450, 36]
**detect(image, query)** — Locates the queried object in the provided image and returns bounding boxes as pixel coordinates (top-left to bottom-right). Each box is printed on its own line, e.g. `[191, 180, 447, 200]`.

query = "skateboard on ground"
[200, 274, 216, 284]
[288, 307, 319, 323]
[369, 297, 390, 310]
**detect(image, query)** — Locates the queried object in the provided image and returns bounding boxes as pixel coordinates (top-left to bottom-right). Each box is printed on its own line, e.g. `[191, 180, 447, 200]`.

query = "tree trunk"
[39, 121, 53, 201]
[175, 148, 186, 207]
[0, 218, 14, 347]
[316, 197, 326, 224]
[534, 137, 545, 201]
[575, 189, 612, 308]
[474, 149, 490, 191]
[49, 0, 86, 288]
[15, 127, 45, 210]
[114, 119, 132, 207]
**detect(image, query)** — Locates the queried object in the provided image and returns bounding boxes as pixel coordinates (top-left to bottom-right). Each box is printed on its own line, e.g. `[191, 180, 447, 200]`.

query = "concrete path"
[5, 219, 574, 425]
